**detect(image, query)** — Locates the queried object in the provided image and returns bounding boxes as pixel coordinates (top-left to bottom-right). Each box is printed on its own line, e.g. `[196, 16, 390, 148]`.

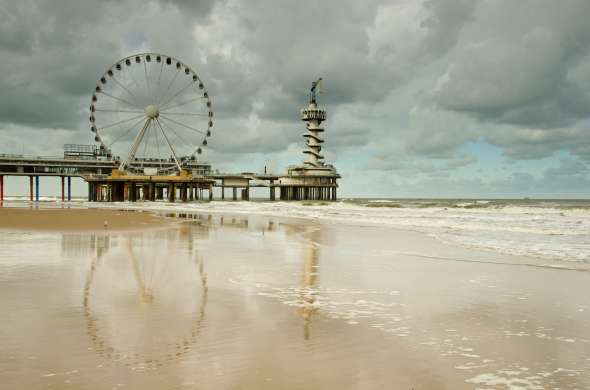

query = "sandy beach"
[0, 207, 174, 231]
[0, 206, 588, 389]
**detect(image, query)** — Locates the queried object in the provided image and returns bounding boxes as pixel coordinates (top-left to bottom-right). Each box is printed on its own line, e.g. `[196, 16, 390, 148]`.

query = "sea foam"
[69, 199, 590, 263]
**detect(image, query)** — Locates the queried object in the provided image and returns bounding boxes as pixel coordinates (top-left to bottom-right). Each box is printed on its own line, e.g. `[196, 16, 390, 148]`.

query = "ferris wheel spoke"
[123, 64, 146, 105]
[160, 95, 206, 111]
[158, 68, 181, 106]
[159, 115, 206, 135]
[155, 118, 182, 172]
[158, 118, 192, 150]
[109, 74, 142, 107]
[159, 79, 196, 109]
[143, 61, 152, 102]
[98, 91, 141, 110]
[94, 108, 145, 114]
[158, 111, 208, 117]
[156, 62, 164, 95]
[98, 113, 145, 131]
[106, 117, 147, 148]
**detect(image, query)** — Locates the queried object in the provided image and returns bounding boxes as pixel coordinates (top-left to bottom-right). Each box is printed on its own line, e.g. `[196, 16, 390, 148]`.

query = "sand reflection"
[81, 227, 208, 370]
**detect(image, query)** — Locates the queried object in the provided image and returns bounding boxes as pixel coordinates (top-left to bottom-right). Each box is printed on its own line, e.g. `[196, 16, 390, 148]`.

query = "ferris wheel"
[89, 53, 213, 175]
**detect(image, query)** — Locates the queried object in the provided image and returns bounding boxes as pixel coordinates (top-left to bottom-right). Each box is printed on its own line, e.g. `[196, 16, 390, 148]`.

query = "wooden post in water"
[35, 176, 39, 202]
[29, 176, 33, 201]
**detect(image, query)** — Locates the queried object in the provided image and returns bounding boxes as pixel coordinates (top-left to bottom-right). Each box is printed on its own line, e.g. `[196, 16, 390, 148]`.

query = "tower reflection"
[283, 225, 321, 341]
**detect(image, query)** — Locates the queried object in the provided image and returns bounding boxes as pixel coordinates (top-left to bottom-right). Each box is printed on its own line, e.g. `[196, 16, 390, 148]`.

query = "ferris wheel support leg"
[35, 176, 39, 202]
[28, 176, 33, 202]
[119, 118, 151, 172]
[155, 118, 183, 173]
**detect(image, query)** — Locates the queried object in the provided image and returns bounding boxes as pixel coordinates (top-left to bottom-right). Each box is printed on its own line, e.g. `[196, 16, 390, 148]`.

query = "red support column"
[29, 176, 33, 201]
[61, 176, 65, 202]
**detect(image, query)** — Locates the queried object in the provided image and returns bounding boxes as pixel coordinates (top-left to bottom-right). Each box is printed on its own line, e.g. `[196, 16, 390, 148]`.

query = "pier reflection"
[74, 225, 208, 369]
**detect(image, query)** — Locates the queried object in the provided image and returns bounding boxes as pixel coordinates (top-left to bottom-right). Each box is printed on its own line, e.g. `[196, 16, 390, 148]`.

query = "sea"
[3, 197, 590, 263]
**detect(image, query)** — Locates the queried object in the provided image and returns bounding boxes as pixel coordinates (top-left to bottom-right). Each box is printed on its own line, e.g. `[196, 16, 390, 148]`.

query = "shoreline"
[0, 200, 587, 272]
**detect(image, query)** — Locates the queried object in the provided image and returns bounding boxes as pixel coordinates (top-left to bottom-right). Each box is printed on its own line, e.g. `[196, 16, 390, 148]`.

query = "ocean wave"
[5, 198, 589, 263]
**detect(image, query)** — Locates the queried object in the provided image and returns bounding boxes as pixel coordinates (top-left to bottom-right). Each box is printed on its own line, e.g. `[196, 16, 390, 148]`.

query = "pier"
[0, 154, 338, 202]
[0, 53, 339, 203]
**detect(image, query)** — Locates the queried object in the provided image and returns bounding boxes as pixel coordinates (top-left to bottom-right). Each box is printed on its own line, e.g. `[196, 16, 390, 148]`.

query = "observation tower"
[301, 79, 327, 168]
[278, 78, 340, 201]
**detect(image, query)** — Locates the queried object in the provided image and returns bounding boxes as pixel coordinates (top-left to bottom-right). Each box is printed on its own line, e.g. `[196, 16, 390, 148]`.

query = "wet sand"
[0, 208, 588, 389]
[0, 207, 174, 231]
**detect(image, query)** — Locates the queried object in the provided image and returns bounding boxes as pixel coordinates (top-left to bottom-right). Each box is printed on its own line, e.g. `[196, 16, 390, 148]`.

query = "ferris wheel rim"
[89, 52, 214, 173]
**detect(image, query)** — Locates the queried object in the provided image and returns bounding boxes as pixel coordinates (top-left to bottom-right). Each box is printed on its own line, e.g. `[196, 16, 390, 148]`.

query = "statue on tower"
[310, 77, 322, 104]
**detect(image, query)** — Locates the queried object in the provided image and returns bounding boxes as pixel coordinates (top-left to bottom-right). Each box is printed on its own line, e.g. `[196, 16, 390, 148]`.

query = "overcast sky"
[1, 0, 589, 198]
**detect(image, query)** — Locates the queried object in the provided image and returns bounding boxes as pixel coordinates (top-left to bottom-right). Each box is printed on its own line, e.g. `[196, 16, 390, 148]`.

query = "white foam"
[11, 199, 588, 263]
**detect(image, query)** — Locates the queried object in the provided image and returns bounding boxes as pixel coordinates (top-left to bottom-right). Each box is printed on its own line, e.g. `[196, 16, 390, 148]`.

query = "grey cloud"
[402, 106, 479, 158]
[545, 157, 588, 177]
[434, 0, 590, 129]
[366, 152, 477, 175]
[157, 0, 217, 16]
[0, 3, 35, 53]
[485, 126, 590, 160]
[419, 0, 476, 58]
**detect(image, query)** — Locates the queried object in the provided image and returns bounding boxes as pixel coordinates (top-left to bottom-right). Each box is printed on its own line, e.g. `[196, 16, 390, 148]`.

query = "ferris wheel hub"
[145, 105, 159, 119]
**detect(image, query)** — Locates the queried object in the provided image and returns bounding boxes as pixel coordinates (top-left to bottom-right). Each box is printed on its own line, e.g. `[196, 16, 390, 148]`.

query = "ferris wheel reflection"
[82, 227, 208, 369]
